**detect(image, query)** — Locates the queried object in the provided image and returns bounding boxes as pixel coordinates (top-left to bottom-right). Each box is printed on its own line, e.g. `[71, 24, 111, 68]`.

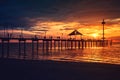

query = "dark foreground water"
[0, 42, 120, 65]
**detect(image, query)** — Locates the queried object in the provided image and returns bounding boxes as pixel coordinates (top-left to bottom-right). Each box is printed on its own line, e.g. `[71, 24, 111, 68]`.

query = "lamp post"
[102, 19, 105, 42]
[21, 28, 23, 38]
[3, 26, 6, 38]
[45, 31, 47, 37]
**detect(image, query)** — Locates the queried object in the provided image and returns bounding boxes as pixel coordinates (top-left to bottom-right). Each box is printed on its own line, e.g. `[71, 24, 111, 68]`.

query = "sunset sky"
[0, 0, 120, 41]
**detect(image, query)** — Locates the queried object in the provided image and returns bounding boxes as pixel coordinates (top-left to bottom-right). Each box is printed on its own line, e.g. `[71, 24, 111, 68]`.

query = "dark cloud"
[0, 0, 120, 29]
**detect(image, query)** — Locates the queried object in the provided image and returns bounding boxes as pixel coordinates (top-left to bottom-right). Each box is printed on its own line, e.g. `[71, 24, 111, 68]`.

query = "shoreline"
[0, 58, 120, 80]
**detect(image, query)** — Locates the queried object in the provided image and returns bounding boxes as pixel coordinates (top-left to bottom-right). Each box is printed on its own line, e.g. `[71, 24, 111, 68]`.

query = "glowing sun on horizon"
[92, 33, 98, 38]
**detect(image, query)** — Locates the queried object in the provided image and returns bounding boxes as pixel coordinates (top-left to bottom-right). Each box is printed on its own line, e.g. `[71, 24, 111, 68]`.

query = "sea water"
[0, 42, 120, 65]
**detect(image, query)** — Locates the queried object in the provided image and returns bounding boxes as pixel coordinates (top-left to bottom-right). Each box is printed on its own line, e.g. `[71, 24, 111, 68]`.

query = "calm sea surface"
[0, 42, 120, 65]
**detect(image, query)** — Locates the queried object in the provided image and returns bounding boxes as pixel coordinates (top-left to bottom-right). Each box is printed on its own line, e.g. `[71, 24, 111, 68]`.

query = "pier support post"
[84, 40, 86, 48]
[1, 40, 4, 58]
[58, 40, 60, 50]
[18, 40, 21, 58]
[61, 40, 62, 50]
[36, 41, 39, 57]
[87, 41, 89, 47]
[78, 40, 80, 49]
[1, 38, 10, 58]
[67, 40, 69, 49]
[75, 40, 77, 49]
[90, 40, 93, 47]
[54, 40, 56, 50]
[50, 40, 52, 50]
[23, 40, 26, 59]
[65, 40, 67, 49]
[110, 40, 112, 46]
[18, 38, 26, 59]
[46, 40, 49, 50]
[82, 40, 84, 49]
[7, 40, 10, 58]
[71, 40, 73, 49]
[32, 40, 34, 59]
[43, 40, 45, 50]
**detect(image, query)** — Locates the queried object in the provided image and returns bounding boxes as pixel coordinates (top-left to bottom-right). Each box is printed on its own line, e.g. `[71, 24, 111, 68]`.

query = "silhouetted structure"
[68, 30, 83, 39]
[68, 30, 82, 35]
[0, 37, 111, 59]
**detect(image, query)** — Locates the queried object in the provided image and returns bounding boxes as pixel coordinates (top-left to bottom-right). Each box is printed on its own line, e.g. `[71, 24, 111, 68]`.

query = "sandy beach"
[0, 58, 120, 80]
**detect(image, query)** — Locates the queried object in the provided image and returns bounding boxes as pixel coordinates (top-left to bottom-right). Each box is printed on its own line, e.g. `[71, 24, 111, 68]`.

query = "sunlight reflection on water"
[42, 44, 120, 65]
[0, 43, 120, 65]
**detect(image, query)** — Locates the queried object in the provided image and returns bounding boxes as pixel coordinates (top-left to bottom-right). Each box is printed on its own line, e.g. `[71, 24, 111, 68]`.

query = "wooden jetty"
[0, 37, 112, 59]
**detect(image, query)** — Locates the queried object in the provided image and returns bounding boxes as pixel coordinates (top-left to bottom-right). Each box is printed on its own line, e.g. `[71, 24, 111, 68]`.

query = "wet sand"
[0, 58, 120, 80]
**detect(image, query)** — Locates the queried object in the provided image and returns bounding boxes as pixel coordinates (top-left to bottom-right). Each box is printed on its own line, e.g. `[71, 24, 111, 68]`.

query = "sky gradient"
[0, 0, 120, 41]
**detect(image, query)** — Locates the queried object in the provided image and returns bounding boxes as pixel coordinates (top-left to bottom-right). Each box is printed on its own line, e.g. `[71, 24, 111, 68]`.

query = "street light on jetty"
[102, 19, 105, 42]
[17, 27, 24, 38]
[3, 26, 6, 38]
